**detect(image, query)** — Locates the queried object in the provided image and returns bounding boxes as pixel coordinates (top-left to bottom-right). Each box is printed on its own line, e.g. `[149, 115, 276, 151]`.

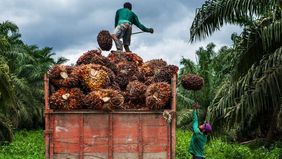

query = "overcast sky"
[0, 0, 241, 66]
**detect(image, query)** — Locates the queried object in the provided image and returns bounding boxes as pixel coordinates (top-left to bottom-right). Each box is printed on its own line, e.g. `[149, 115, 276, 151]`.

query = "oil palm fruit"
[49, 88, 85, 110]
[181, 73, 204, 91]
[97, 30, 112, 51]
[145, 82, 171, 110]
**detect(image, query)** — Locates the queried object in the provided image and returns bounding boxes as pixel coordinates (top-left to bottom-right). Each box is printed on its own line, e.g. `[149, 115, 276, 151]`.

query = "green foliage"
[176, 109, 193, 129]
[190, 0, 282, 140]
[0, 21, 67, 142]
[177, 43, 234, 127]
[176, 129, 192, 159]
[209, 47, 282, 133]
[0, 130, 44, 159]
[176, 129, 282, 159]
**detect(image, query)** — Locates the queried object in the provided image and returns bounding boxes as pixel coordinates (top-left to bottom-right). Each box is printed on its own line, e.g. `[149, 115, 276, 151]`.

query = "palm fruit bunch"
[140, 59, 167, 77]
[114, 61, 145, 90]
[49, 88, 85, 110]
[116, 61, 139, 78]
[114, 74, 130, 90]
[107, 81, 121, 91]
[145, 82, 172, 110]
[181, 73, 204, 91]
[144, 76, 155, 86]
[126, 80, 147, 106]
[76, 50, 118, 74]
[48, 49, 178, 111]
[154, 65, 179, 83]
[83, 91, 102, 109]
[73, 64, 111, 92]
[48, 65, 79, 88]
[97, 30, 112, 51]
[108, 51, 143, 66]
[84, 89, 124, 111]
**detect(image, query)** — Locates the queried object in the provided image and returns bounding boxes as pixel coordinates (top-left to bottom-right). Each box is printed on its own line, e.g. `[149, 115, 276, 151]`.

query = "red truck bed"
[44, 75, 176, 159]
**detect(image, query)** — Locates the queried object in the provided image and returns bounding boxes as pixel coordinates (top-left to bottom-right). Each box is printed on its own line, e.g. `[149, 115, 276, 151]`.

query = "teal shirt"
[115, 8, 150, 32]
[188, 110, 207, 157]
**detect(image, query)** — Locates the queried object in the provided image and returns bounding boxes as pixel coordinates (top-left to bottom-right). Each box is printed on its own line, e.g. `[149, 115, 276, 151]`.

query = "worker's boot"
[124, 45, 131, 52]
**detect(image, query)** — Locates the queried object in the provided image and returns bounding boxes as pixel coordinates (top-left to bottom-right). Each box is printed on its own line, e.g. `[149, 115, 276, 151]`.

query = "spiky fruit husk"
[144, 76, 155, 86]
[135, 71, 146, 82]
[116, 61, 139, 78]
[126, 80, 147, 103]
[145, 82, 171, 110]
[48, 65, 73, 79]
[50, 77, 80, 88]
[73, 64, 111, 92]
[76, 50, 101, 65]
[97, 30, 112, 51]
[83, 91, 103, 109]
[181, 74, 204, 91]
[50, 88, 85, 110]
[49, 65, 80, 88]
[107, 81, 121, 91]
[114, 74, 129, 90]
[84, 89, 125, 111]
[114, 61, 144, 90]
[76, 50, 118, 74]
[122, 91, 144, 109]
[108, 52, 143, 66]
[154, 65, 179, 83]
[140, 59, 167, 77]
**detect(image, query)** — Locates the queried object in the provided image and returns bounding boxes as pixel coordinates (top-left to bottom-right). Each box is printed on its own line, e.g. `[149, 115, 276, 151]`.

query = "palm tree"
[190, 0, 282, 141]
[0, 21, 65, 142]
[177, 43, 233, 128]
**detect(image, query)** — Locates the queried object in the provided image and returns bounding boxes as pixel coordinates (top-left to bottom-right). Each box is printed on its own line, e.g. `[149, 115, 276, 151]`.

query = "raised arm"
[132, 13, 150, 32]
[192, 110, 200, 133]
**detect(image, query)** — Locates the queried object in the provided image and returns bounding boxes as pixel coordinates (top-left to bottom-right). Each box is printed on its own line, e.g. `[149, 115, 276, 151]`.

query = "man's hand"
[192, 103, 200, 109]
[148, 28, 154, 34]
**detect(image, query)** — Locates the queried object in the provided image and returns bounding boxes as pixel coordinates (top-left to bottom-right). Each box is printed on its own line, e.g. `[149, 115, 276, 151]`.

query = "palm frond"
[277, 98, 282, 131]
[0, 61, 16, 111]
[209, 46, 282, 130]
[56, 56, 69, 64]
[0, 21, 18, 35]
[190, 0, 275, 42]
[177, 91, 195, 110]
[231, 26, 264, 79]
[261, 18, 282, 51]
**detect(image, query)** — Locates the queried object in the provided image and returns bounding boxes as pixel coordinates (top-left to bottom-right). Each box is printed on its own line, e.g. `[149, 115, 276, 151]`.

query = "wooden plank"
[44, 74, 50, 159]
[171, 74, 177, 159]
[79, 115, 84, 159]
[138, 114, 143, 159]
[108, 113, 113, 159]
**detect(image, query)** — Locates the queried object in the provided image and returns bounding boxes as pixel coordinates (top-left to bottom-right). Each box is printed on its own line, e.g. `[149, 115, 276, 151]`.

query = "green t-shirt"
[115, 8, 150, 32]
[188, 110, 207, 158]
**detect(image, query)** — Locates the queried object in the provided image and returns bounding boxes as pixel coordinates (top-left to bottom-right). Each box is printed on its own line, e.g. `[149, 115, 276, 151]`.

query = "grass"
[0, 129, 281, 159]
[0, 130, 44, 159]
[176, 129, 282, 159]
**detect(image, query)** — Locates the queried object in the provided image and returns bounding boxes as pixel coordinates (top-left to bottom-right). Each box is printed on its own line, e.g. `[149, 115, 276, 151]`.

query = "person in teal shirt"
[112, 2, 154, 52]
[189, 103, 212, 159]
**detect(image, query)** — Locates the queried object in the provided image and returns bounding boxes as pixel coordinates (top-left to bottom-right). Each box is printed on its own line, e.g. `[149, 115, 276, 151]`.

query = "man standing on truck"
[112, 2, 154, 52]
[188, 103, 212, 159]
